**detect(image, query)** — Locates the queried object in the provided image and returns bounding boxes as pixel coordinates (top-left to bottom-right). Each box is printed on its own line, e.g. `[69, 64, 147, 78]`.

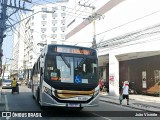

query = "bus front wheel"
[36, 88, 40, 104]
[77, 107, 83, 110]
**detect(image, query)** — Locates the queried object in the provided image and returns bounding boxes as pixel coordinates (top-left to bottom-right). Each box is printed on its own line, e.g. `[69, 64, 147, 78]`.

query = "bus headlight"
[43, 86, 52, 96]
[94, 85, 99, 97]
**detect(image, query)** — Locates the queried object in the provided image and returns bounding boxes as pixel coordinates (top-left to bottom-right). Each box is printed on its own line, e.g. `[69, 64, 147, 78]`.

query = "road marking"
[4, 95, 10, 120]
[4, 95, 9, 111]
[91, 112, 112, 120]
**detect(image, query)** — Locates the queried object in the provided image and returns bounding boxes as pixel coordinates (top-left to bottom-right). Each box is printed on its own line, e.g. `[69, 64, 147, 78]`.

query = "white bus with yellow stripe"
[32, 44, 99, 110]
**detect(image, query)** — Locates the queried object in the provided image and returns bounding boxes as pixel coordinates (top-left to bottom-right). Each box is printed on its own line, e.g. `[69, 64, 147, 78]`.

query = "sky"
[2, 0, 57, 64]
[2, 0, 160, 64]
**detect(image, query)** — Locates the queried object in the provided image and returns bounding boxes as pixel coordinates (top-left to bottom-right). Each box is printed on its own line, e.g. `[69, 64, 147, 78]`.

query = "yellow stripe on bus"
[56, 90, 95, 95]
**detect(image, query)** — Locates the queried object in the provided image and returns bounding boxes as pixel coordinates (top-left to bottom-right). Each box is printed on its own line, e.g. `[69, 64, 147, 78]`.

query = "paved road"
[0, 86, 159, 120]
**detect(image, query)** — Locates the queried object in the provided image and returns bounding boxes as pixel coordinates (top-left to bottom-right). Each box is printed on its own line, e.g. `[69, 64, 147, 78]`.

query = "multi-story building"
[65, 0, 160, 96]
[10, 15, 25, 79]
[10, 1, 68, 80]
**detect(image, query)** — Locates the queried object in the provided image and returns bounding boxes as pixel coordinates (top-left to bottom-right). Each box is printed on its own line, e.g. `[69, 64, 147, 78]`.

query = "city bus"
[31, 44, 99, 110]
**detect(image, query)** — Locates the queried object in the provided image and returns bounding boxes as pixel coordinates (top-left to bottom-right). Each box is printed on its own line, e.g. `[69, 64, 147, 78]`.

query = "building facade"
[65, 0, 160, 96]
[10, 1, 68, 80]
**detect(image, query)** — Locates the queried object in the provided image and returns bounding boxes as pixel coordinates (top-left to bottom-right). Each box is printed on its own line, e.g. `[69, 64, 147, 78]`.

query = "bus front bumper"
[40, 92, 100, 108]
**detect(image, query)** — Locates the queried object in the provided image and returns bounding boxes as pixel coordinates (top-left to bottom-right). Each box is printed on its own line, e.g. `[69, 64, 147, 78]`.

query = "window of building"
[52, 13, 58, 19]
[40, 48, 43, 52]
[41, 34, 46, 40]
[51, 41, 57, 44]
[52, 7, 58, 11]
[61, 19, 65, 25]
[61, 27, 65, 32]
[41, 14, 47, 19]
[52, 27, 57, 32]
[30, 42, 33, 45]
[30, 29, 34, 33]
[31, 22, 34, 26]
[31, 36, 33, 39]
[41, 28, 46, 33]
[41, 21, 47, 26]
[61, 6, 66, 11]
[154, 70, 160, 83]
[52, 20, 57, 25]
[61, 34, 65, 39]
[30, 48, 33, 51]
[42, 7, 47, 11]
[51, 34, 57, 39]
[61, 13, 66, 18]
[30, 55, 33, 60]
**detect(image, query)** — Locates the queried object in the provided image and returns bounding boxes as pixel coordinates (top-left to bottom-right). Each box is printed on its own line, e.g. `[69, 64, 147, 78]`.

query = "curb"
[100, 98, 160, 115]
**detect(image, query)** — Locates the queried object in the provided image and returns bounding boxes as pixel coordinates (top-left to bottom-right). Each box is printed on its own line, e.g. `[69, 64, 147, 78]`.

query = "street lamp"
[7, 10, 55, 29]
[1, 58, 14, 80]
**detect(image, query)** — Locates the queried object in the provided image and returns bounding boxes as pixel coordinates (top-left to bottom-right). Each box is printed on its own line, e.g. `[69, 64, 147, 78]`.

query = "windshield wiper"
[60, 54, 71, 68]
[78, 57, 86, 68]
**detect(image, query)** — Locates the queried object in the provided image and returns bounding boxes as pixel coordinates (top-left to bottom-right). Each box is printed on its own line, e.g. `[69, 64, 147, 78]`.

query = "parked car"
[27, 80, 32, 88]
[2, 79, 12, 89]
[17, 81, 21, 86]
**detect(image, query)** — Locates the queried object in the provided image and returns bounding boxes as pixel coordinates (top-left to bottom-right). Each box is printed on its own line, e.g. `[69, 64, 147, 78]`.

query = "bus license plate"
[68, 103, 80, 107]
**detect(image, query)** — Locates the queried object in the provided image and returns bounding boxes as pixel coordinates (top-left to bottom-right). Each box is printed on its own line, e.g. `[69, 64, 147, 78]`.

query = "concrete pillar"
[103, 67, 106, 80]
[109, 54, 119, 96]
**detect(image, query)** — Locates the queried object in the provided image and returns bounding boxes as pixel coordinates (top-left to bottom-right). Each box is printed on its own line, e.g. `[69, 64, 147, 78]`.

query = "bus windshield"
[45, 55, 98, 84]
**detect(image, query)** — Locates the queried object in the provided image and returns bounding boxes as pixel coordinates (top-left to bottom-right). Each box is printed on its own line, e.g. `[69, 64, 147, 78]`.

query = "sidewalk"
[100, 92, 160, 114]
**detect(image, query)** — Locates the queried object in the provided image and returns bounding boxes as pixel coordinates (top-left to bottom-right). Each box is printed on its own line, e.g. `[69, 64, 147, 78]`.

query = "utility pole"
[0, 0, 32, 77]
[78, 1, 104, 49]
[2, 58, 14, 80]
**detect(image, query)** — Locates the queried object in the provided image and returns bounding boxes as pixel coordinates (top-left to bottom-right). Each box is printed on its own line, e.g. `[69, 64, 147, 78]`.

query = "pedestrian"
[119, 85, 123, 104]
[11, 78, 17, 94]
[16, 81, 19, 94]
[120, 81, 130, 105]
[99, 80, 103, 91]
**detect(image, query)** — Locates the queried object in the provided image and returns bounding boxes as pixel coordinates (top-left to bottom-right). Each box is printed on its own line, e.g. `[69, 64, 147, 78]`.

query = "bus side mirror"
[83, 64, 86, 72]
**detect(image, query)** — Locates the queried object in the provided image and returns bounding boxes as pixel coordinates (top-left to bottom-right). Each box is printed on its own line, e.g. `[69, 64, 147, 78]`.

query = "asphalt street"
[0, 85, 159, 120]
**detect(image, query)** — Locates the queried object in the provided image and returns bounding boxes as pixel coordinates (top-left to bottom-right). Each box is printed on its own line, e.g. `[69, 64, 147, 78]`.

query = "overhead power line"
[97, 9, 160, 44]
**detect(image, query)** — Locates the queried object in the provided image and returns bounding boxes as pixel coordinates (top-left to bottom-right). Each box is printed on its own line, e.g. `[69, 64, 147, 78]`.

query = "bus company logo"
[2, 112, 11, 118]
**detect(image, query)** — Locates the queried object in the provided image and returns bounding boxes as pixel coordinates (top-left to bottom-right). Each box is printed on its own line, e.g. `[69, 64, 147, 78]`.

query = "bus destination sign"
[55, 46, 92, 55]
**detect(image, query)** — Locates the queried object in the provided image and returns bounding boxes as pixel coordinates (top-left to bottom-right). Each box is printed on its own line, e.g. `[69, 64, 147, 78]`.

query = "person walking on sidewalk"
[120, 81, 130, 105]
[119, 85, 123, 104]
[99, 80, 103, 91]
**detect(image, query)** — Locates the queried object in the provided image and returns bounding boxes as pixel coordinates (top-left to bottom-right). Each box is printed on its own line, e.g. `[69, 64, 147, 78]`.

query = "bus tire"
[37, 88, 46, 110]
[37, 88, 40, 104]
